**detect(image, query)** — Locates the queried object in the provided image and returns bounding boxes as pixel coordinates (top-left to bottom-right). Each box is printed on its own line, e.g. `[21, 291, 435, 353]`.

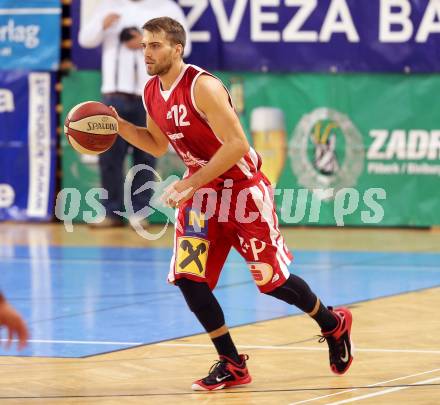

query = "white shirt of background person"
[78, 0, 192, 96]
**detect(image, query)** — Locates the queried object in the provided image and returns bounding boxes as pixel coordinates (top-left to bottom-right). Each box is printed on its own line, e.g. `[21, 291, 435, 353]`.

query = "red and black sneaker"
[319, 307, 353, 375]
[191, 354, 252, 391]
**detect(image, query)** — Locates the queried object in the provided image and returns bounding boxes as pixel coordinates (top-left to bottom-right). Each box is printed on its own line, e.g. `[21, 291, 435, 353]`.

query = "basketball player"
[112, 17, 353, 391]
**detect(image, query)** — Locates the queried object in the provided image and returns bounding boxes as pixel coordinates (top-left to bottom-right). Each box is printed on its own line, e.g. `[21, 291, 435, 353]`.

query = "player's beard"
[147, 56, 173, 76]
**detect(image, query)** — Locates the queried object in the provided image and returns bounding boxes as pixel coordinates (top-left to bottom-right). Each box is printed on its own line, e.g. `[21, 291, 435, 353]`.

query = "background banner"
[72, 0, 440, 72]
[61, 70, 440, 227]
[0, 71, 57, 221]
[218, 71, 440, 227]
[0, 0, 61, 71]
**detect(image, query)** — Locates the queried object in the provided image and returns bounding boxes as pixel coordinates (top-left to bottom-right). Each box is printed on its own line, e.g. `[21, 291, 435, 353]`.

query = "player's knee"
[175, 277, 225, 332]
[264, 281, 298, 306]
[175, 277, 212, 313]
[264, 274, 316, 311]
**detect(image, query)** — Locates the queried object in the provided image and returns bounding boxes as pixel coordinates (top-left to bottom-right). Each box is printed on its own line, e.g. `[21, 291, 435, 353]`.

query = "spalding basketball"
[64, 101, 118, 154]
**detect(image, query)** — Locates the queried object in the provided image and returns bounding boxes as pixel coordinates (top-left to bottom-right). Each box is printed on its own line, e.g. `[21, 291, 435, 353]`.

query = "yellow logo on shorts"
[189, 211, 205, 228]
[248, 262, 273, 286]
[176, 237, 209, 278]
[185, 209, 208, 237]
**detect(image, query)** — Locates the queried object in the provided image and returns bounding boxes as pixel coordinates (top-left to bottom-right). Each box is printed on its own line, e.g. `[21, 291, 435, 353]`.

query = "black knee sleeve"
[265, 274, 317, 313]
[175, 278, 225, 332]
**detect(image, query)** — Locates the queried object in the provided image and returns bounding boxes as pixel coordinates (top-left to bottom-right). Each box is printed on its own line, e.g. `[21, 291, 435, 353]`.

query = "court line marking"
[2, 257, 440, 271]
[159, 343, 440, 355]
[289, 368, 440, 404]
[0, 383, 439, 400]
[0, 339, 141, 346]
[4, 340, 440, 355]
[322, 376, 440, 405]
[0, 258, 171, 266]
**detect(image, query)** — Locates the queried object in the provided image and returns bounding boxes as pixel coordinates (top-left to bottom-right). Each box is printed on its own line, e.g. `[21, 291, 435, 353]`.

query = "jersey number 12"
[170, 104, 190, 127]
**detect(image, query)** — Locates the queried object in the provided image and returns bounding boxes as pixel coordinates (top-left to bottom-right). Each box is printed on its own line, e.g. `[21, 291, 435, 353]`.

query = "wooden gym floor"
[0, 223, 439, 404]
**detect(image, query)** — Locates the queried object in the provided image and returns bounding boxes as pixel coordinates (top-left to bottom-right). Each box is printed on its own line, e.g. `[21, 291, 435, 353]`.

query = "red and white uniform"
[143, 64, 292, 293]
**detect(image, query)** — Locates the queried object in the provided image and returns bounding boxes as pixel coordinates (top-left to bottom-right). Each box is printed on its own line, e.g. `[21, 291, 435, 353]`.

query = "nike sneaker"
[319, 307, 353, 375]
[191, 354, 251, 391]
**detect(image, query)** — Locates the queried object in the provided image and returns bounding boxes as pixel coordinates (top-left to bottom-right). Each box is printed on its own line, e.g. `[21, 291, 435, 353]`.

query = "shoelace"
[205, 360, 229, 380]
[317, 334, 342, 363]
[206, 355, 248, 378]
[317, 335, 326, 344]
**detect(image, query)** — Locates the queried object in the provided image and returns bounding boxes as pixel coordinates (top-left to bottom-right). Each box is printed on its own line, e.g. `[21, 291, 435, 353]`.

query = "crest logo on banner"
[289, 108, 365, 200]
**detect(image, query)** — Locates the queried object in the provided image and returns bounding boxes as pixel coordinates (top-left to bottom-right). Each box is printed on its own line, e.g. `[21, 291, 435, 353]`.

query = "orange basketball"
[64, 101, 118, 155]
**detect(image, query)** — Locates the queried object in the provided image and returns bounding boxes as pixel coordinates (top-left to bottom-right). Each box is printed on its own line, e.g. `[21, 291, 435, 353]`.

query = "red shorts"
[168, 172, 292, 293]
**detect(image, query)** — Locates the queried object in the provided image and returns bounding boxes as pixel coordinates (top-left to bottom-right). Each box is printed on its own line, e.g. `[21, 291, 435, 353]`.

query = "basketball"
[64, 101, 118, 155]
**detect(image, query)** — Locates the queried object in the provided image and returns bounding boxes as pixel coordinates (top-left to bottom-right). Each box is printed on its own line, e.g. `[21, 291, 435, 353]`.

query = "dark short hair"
[142, 17, 186, 50]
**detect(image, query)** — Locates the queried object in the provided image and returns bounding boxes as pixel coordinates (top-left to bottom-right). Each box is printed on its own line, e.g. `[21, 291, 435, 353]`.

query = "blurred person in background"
[79, 0, 191, 227]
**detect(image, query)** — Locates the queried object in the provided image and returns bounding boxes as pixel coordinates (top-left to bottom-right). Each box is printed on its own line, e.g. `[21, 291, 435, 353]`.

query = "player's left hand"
[161, 178, 196, 208]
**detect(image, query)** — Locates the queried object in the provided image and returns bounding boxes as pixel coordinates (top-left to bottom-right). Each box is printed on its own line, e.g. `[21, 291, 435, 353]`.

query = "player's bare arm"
[191, 74, 250, 185]
[112, 107, 169, 157]
[169, 74, 250, 204]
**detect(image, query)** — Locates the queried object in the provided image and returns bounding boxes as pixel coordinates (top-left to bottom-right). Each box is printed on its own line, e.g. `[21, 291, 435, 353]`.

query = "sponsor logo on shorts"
[238, 236, 267, 261]
[185, 209, 208, 237]
[176, 237, 209, 278]
[248, 262, 273, 286]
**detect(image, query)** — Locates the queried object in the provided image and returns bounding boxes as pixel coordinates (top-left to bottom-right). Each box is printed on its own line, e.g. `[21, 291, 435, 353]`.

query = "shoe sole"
[191, 375, 252, 391]
[191, 382, 226, 391]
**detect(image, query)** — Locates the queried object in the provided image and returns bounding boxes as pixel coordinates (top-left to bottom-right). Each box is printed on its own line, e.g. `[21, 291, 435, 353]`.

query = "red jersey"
[143, 64, 261, 187]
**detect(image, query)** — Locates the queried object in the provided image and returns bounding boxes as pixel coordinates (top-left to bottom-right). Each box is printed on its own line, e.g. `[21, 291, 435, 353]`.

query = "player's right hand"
[109, 106, 131, 135]
[103, 13, 120, 30]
